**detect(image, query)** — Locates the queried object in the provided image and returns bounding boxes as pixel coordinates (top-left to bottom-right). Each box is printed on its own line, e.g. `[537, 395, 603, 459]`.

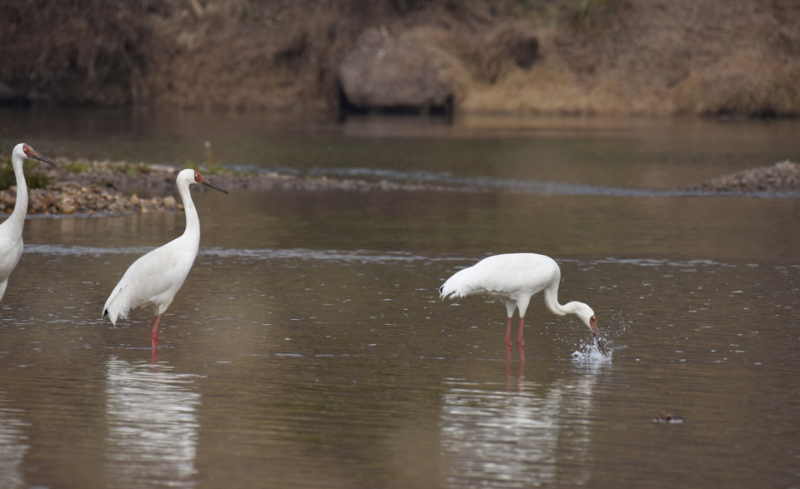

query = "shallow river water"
[1, 110, 799, 488]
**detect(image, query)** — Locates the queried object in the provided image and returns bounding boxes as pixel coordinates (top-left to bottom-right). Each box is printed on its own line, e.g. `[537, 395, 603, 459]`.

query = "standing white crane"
[0, 143, 59, 302]
[102, 169, 228, 349]
[439, 253, 608, 361]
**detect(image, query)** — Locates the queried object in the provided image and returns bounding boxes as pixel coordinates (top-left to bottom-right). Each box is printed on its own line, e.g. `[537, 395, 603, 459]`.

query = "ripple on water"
[23, 244, 471, 264]
[305, 167, 800, 199]
[22, 245, 772, 274]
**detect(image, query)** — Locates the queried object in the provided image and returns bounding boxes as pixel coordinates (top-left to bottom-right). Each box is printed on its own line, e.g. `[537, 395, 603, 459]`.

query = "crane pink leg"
[517, 317, 525, 361]
[151, 314, 162, 349]
[150, 348, 160, 372]
[505, 318, 514, 360]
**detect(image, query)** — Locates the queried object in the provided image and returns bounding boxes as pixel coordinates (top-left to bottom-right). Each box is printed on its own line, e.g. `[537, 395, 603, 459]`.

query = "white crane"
[439, 253, 608, 360]
[102, 169, 228, 348]
[0, 143, 58, 302]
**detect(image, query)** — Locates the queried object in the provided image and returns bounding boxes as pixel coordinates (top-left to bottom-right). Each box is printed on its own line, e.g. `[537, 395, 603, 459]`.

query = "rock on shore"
[338, 27, 456, 112]
[1, 182, 181, 216]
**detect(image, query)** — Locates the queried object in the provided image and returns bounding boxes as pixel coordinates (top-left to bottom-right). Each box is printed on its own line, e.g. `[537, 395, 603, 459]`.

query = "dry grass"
[0, 0, 168, 105]
[2, 0, 799, 116]
[674, 51, 800, 117]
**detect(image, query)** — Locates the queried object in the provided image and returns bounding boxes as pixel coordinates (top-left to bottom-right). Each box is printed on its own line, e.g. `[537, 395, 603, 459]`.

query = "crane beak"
[25, 147, 59, 167]
[590, 315, 609, 357]
[200, 177, 229, 194]
[594, 332, 609, 357]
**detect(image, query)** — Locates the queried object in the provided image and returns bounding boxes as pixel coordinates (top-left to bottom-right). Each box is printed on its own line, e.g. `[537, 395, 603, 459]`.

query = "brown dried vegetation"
[1, 0, 799, 116]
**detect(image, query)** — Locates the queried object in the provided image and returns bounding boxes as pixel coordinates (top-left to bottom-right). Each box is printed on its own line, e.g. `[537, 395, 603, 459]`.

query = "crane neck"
[6, 157, 29, 232]
[544, 284, 588, 318]
[543, 285, 568, 316]
[542, 283, 577, 317]
[177, 181, 201, 243]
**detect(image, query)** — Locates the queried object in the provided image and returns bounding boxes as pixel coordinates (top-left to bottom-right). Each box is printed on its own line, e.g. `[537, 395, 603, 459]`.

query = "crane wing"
[439, 253, 559, 301]
[102, 241, 196, 323]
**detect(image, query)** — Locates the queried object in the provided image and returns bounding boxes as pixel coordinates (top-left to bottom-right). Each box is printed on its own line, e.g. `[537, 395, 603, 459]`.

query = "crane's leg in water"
[151, 315, 162, 349]
[505, 317, 514, 361]
[505, 358, 526, 390]
[518, 317, 525, 361]
[150, 348, 159, 370]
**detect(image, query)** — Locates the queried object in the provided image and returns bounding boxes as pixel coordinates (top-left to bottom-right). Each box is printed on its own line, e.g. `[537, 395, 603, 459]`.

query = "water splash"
[571, 338, 613, 364]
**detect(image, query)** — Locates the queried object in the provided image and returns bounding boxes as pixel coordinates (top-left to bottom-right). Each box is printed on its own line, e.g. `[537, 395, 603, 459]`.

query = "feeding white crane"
[0, 143, 59, 302]
[102, 169, 228, 348]
[439, 253, 608, 361]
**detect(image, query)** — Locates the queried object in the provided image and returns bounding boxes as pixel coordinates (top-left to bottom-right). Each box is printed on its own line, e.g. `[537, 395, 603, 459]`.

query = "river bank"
[2, 0, 799, 117]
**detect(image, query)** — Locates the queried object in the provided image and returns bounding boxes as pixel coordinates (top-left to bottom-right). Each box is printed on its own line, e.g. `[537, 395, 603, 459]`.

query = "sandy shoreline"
[2, 158, 798, 216]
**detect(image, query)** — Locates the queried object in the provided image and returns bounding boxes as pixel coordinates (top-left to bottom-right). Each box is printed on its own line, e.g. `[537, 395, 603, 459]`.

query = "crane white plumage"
[102, 169, 228, 348]
[439, 253, 608, 360]
[0, 144, 58, 302]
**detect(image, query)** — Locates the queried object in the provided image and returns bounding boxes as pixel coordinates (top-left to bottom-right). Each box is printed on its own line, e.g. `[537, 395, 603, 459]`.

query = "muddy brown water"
[1, 110, 799, 488]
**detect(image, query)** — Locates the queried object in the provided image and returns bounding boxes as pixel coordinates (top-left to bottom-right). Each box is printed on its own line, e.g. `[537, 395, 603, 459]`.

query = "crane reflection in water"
[440, 360, 608, 488]
[0, 395, 28, 489]
[105, 356, 202, 488]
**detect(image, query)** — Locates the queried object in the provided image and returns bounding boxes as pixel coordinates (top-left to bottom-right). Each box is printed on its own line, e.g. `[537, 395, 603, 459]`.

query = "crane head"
[193, 171, 229, 194]
[574, 305, 607, 357]
[21, 144, 59, 167]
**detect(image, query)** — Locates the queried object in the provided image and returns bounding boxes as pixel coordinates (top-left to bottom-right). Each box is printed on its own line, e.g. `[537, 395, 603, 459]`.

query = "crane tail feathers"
[439, 268, 482, 301]
[102, 304, 128, 326]
[102, 288, 129, 326]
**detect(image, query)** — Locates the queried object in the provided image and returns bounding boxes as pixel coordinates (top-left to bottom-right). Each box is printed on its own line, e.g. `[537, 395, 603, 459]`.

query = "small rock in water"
[654, 412, 687, 424]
